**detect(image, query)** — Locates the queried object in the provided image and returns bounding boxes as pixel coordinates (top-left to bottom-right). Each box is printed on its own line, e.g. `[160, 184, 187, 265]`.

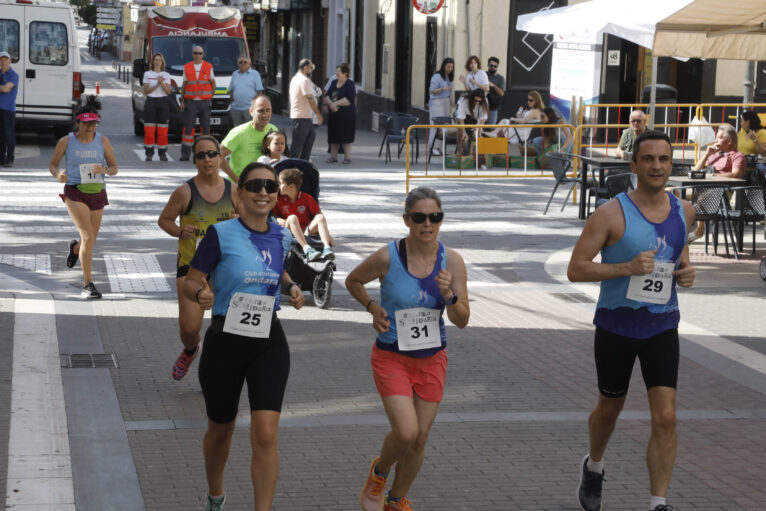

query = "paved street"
[1, 28, 765, 510]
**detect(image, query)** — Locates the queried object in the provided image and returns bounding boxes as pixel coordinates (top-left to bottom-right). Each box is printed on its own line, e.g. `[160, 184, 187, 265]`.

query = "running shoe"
[360, 456, 387, 511]
[321, 246, 335, 261]
[383, 495, 413, 511]
[203, 493, 225, 511]
[66, 239, 79, 268]
[172, 344, 199, 381]
[81, 282, 102, 300]
[576, 455, 604, 511]
[304, 246, 322, 262]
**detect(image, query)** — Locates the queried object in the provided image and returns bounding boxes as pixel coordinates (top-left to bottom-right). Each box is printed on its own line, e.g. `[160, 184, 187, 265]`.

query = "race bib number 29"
[626, 261, 674, 305]
[223, 293, 275, 338]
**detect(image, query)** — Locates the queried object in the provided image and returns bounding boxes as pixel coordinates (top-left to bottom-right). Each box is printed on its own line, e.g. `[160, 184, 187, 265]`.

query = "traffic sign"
[115, 26, 123, 36]
[97, 24, 116, 30]
[97, 7, 121, 14]
[97, 16, 121, 23]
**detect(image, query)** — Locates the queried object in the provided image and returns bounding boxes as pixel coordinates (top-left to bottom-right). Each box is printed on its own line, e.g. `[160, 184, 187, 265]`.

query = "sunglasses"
[527, 98, 534, 102]
[193, 52, 203, 55]
[406, 212, 444, 224]
[242, 178, 279, 194]
[238, 60, 249, 64]
[194, 150, 220, 160]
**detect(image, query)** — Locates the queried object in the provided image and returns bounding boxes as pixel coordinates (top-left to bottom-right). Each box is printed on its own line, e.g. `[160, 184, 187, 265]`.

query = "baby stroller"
[273, 158, 336, 308]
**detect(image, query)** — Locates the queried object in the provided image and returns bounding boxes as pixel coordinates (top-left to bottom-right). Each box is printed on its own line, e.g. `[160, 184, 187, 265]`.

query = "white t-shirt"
[466, 69, 489, 91]
[143, 70, 171, 98]
[256, 155, 287, 164]
[456, 96, 488, 123]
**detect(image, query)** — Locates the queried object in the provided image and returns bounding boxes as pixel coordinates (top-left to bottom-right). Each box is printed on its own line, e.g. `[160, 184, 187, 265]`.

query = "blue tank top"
[65, 132, 106, 187]
[377, 240, 448, 358]
[208, 218, 293, 317]
[594, 192, 687, 339]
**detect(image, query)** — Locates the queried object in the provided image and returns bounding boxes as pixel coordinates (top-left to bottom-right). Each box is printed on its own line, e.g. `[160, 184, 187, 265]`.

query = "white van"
[0, 0, 83, 136]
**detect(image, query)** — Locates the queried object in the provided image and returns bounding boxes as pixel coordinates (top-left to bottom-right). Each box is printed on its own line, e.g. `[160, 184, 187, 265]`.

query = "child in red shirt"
[273, 168, 335, 261]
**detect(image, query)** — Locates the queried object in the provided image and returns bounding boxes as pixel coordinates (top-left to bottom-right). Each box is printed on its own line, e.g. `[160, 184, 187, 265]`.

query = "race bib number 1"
[395, 307, 441, 351]
[223, 293, 275, 338]
[626, 261, 674, 305]
[79, 163, 102, 184]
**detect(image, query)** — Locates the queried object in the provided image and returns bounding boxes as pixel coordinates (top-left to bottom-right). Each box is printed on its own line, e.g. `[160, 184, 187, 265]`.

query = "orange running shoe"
[360, 456, 387, 511]
[172, 344, 199, 381]
[383, 495, 413, 511]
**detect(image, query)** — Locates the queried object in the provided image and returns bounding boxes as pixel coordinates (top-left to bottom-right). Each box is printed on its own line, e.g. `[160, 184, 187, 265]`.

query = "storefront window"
[267, 12, 286, 90]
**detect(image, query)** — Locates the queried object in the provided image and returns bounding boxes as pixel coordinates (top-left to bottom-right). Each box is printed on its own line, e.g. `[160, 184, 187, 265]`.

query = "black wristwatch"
[446, 293, 458, 305]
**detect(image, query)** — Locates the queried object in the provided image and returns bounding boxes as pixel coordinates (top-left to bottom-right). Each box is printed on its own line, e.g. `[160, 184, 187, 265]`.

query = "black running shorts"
[594, 326, 679, 398]
[198, 315, 290, 423]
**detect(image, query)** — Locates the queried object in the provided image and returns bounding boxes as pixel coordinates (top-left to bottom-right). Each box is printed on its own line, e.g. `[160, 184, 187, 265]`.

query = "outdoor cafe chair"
[378, 112, 419, 164]
[676, 185, 735, 257]
[595, 172, 637, 209]
[544, 152, 592, 215]
[726, 185, 766, 254]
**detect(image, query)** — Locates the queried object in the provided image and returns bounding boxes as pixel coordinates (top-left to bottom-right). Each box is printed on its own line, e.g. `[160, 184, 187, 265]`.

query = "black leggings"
[199, 316, 290, 423]
[594, 327, 679, 398]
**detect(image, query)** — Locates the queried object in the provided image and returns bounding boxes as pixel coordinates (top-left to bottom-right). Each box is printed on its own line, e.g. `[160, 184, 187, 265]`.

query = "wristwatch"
[446, 293, 458, 305]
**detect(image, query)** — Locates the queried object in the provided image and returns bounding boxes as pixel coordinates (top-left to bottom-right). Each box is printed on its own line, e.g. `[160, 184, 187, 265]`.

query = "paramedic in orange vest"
[179, 46, 215, 161]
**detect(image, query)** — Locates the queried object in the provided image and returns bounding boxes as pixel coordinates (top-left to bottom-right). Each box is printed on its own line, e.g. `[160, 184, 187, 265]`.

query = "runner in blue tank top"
[48, 96, 118, 299]
[346, 187, 470, 511]
[568, 131, 697, 511]
[181, 162, 304, 511]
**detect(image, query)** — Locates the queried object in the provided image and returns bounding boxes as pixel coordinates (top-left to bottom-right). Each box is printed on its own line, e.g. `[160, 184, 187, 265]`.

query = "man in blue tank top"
[568, 131, 697, 511]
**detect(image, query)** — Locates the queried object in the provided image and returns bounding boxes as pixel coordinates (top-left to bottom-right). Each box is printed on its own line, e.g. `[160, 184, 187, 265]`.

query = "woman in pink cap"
[49, 95, 118, 299]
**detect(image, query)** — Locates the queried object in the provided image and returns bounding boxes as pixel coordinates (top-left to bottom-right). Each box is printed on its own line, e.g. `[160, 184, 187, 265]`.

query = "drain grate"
[550, 292, 595, 304]
[60, 353, 119, 369]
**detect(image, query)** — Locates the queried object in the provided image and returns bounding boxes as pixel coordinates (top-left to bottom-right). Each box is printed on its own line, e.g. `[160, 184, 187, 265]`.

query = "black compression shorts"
[198, 315, 290, 423]
[594, 326, 679, 398]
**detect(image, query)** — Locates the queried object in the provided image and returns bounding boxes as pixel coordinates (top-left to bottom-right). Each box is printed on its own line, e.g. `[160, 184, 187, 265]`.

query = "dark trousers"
[181, 100, 211, 156]
[290, 118, 316, 160]
[0, 109, 15, 164]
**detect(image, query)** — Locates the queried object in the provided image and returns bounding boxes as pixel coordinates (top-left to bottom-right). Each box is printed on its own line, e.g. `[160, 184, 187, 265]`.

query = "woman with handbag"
[142, 52, 172, 161]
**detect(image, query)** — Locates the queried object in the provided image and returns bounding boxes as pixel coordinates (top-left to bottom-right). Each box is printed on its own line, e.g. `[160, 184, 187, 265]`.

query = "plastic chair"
[595, 172, 636, 209]
[544, 153, 589, 215]
[378, 113, 419, 164]
[677, 185, 732, 256]
[727, 185, 766, 254]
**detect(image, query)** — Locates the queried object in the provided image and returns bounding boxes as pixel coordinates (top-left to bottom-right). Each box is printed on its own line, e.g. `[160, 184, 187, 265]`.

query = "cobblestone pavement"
[1, 29, 765, 510]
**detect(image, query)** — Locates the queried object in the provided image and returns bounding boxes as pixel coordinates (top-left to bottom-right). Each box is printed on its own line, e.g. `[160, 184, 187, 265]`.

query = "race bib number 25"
[223, 293, 275, 338]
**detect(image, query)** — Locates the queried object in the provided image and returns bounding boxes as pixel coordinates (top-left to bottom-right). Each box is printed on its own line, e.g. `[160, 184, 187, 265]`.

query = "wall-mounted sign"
[412, 0, 444, 15]
[607, 50, 620, 66]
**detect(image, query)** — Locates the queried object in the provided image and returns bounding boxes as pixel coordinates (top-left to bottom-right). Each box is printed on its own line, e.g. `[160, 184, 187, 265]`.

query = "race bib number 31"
[395, 307, 441, 351]
[223, 293, 275, 338]
[626, 261, 674, 305]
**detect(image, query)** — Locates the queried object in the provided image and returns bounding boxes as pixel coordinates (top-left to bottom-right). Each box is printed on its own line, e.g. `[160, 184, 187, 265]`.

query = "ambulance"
[0, 0, 83, 136]
[131, 5, 247, 137]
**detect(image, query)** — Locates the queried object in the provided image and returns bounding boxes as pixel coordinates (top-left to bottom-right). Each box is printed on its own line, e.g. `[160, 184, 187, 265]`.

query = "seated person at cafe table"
[737, 110, 766, 157]
[693, 124, 745, 179]
[615, 109, 648, 159]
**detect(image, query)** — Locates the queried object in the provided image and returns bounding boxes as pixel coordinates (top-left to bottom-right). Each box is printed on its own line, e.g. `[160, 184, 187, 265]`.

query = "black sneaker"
[81, 282, 102, 299]
[577, 455, 604, 511]
[66, 240, 79, 268]
[652, 506, 674, 511]
[158, 150, 168, 162]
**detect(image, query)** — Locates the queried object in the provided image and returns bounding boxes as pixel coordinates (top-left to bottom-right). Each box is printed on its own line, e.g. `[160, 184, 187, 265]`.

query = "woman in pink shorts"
[49, 96, 118, 299]
[346, 186, 470, 511]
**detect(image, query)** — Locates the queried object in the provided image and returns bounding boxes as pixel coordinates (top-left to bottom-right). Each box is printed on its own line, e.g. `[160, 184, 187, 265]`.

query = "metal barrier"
[695, 103, 766, 131]
[574, 123, 704, 164]
[404, 123, 576, 192]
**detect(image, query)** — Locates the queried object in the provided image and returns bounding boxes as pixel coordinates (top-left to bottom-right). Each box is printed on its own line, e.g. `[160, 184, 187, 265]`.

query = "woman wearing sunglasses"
[182, 161, 304, 511]
[347, 187, 470, 511]
[158, 136, 237, 382]
[49, 95, 118, 299]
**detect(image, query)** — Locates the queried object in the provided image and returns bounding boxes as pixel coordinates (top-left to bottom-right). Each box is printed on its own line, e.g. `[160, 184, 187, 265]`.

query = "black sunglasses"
[242, 178, 279, 194]
[406, 212, 444, 224]
[194, 150, 220, 160]
[193, 52, 203, 55]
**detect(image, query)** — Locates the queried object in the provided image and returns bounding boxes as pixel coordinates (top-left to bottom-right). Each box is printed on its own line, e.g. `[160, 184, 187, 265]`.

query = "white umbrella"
[517, 0, 766, 126]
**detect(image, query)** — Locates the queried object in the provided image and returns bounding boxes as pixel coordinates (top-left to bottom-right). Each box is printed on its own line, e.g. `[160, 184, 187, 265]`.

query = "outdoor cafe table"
[569, 155, 632, 219]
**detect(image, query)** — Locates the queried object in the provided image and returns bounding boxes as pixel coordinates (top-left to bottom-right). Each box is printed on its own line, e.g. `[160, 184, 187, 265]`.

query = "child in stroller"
[273, 159, 336, 308]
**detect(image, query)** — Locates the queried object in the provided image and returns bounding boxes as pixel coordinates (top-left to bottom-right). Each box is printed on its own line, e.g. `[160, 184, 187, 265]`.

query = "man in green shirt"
[616, 109, 647, 159]
[220, 95, 277, 181]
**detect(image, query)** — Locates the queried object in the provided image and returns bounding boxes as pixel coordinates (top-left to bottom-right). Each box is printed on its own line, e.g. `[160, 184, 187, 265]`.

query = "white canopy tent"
[517, 0, 766, 126]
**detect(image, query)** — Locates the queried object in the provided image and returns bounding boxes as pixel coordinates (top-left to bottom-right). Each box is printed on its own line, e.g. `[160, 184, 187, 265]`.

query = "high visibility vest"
[183, 61, 214, 100]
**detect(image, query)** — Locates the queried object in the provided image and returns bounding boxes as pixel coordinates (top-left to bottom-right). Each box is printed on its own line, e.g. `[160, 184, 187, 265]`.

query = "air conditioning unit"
[382, 44, 390, 75]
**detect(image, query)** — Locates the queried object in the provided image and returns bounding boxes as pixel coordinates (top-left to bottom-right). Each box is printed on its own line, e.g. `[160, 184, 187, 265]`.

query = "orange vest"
[183, 61, 213, 100]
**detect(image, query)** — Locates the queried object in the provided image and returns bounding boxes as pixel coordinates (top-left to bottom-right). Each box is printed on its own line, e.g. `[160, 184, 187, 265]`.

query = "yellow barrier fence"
[695, 103, 766, 131]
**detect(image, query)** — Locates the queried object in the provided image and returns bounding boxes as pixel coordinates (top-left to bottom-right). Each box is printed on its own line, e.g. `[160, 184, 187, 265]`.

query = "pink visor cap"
[76, 112, 99, 122]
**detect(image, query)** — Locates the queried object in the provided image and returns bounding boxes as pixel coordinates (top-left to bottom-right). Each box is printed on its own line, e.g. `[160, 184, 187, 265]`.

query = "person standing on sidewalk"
[49, 96, 118, 299]
[346, 187, 470, 511]
[229, 54, 264, 127]
[289, 59, 322, 160]
[485, 56, 505, 126]
[427, 57, 453, 157]
[142, 52, 172, 161]
[179, 46, 215, 161]
[0, 51, 19, 167]
[182, 161, 304, 511]
[567, 131, 696, 511]
[158, 135, 237, 381]
[220, 95, 277, 182]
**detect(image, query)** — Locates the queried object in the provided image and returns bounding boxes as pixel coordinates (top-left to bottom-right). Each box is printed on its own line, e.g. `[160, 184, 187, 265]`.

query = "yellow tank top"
[177, 178, 235, 270]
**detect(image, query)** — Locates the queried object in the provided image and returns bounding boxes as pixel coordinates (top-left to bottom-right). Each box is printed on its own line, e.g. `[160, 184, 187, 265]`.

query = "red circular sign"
[412, 0, 445, 15]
